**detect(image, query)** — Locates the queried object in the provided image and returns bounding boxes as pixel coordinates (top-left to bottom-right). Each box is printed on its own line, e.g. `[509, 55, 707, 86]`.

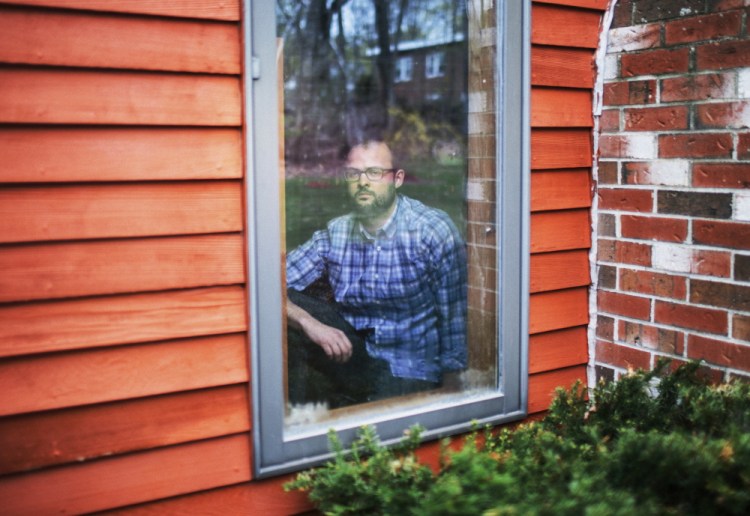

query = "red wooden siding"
[0, 7, 241, 73]
[527, 0, 601, 423]
[0, 0, 241, 20]
[0, 1, 267, 514]
[0, 0, 604, 514]
[0, 128, 243, 183]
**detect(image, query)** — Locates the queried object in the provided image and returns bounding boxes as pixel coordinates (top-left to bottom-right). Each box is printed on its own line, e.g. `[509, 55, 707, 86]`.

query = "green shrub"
[286, 361, 750, 515]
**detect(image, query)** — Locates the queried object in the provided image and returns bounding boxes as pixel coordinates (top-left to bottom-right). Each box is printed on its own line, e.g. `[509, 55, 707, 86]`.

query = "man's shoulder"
[399, 195, 459, 235]
[325, 212, 355, 230]
[321, 212, 356, 239]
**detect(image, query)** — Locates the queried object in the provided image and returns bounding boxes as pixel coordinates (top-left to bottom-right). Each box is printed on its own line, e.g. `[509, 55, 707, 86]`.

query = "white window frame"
[395, 56, 413, 82]
[245, 0, 531, 478]
[425, 51, 445, 78]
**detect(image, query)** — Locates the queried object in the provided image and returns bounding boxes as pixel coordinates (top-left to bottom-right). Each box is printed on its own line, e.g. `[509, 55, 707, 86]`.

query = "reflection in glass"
[278, 0, 497, 432]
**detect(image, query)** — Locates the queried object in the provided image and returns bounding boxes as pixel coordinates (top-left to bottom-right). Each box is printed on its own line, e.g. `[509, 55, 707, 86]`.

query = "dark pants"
[287, 290, 438, 408]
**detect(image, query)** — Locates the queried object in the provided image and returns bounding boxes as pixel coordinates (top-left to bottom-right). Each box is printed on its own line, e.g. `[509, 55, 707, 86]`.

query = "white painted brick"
[468, 113, 493, 134]
[625, 133, 658, 159]
[468, 91, 488, 113]
[732, 101, 750, 128]
[738, 68, 750, 99]
[608, 24, 660, 53]
[480, 28, 495, 48]
[735, 191, 750, 221]
[603, 54, 619, 80]
[644, 159, 690, 186]
[466, 180, 487, 201]
[652, 243, 692, 273]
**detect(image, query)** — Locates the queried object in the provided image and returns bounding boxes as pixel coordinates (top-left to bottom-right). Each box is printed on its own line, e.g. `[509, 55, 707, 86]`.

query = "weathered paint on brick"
[623, 160, 690, 186]
[664, 11, 742, 45]
[661, 72, 735, 102]
[595, 0, 749, 381]
[608, 24, 661, 53]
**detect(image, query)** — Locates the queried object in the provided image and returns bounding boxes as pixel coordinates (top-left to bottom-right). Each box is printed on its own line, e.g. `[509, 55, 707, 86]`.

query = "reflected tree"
[277, 0, 466, 171]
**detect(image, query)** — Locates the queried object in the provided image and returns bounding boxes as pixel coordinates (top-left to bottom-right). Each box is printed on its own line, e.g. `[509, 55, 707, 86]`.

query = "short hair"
[340, 139, 403, 170]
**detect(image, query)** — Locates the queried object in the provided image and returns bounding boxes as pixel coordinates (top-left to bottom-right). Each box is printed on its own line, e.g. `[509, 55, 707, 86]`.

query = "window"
[247, 0, 530, 477]
[425, 51, 446, 78]
[395, 56, 413, 82]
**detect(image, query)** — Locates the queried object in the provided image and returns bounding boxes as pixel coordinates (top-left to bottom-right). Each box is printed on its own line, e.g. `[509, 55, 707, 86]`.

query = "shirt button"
[376, 246, 382, 251]
[375, 273, 379, 279]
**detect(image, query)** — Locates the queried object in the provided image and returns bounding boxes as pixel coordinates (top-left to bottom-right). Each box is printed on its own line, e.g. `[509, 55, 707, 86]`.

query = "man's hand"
[300, 318, 353, 363]
[287, 298, 353, 363]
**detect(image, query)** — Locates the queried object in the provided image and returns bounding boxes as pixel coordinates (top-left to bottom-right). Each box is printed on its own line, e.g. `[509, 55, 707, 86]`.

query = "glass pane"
[277, 0, 498, 434]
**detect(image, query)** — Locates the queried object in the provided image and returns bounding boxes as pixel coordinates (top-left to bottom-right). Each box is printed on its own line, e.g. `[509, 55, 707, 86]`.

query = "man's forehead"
[347, 142, 392, 167]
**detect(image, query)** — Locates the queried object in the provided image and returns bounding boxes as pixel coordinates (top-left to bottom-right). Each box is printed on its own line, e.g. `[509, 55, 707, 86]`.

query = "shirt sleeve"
[286, 229, 330, 291]
[426, 219, 468, 372]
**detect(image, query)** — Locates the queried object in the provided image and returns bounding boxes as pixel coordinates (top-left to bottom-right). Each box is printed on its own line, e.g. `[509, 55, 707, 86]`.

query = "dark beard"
[352, 185, 397, 219]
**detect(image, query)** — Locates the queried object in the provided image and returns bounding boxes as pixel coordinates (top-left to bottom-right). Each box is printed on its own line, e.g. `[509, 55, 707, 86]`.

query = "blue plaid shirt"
[287, 195, 467, 382]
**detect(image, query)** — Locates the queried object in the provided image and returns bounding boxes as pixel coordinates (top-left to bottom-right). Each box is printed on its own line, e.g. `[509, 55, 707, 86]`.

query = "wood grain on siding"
[0, 7, 240, 73]
[532, 88, 593, 127]
[532, 3, 602, 49]
[528, 365, 587, 414]
[531, 169, 592, 212]
[0, 286, 247, 358]
[530, 249, 590, 293]
[532, 46, 595, 88]
[531, 129, 593, 170]
[0, 385, 250, 475]
[0, 128, 243, 183]
[527, 0, 598, 419]
[529, 287, 589, 335]
[0, 68, 241, 126]
[0, 234, 245, 303]
[529, 326, 589, 374]
[0, 0, 241, 20]
[0, 334, 248, 416]
[0, 182, 243, 243]
[104, 477, 313, 516]
[533, 0, 609, 10]
[531, 209, 591, 252]
[0, 434, 252, 516]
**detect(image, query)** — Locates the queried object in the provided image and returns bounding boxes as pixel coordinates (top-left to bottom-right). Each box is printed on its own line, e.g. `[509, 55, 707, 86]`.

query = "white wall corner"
[588, 0, 618, 390]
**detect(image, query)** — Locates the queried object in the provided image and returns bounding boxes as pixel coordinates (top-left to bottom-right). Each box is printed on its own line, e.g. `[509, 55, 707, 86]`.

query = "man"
[286, 140, 467, 407]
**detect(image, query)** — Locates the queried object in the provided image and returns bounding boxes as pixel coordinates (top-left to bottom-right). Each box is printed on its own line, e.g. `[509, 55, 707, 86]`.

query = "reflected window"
[395, 56, 413, 82]
[425, 51, 445, 78]
[250, 0, 529, 477]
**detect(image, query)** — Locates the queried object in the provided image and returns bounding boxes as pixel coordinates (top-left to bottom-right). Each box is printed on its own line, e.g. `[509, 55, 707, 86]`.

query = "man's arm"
[430, 223, 468, 374]
[287, 298, 353, 363]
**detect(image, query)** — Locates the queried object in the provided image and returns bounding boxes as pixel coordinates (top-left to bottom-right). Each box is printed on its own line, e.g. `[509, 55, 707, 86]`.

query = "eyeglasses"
[342, 167, 395, 182]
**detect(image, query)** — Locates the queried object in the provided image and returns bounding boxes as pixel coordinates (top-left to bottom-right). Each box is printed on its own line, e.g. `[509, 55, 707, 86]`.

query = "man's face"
[346, 142, 404, 219]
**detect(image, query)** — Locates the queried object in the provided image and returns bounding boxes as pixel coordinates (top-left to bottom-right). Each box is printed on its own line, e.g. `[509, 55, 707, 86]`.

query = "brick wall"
[594, 0, 750, 382]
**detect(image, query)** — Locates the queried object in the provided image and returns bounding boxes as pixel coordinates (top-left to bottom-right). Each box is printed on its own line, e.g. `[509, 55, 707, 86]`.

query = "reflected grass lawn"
[285, 161, 467, 251]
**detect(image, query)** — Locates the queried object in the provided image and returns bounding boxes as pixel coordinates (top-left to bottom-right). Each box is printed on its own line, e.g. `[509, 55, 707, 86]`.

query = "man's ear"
[394, 169, 405, 188]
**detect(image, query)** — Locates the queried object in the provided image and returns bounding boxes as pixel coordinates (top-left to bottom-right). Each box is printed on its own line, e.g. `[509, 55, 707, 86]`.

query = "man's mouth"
[356, 190, 373, 199]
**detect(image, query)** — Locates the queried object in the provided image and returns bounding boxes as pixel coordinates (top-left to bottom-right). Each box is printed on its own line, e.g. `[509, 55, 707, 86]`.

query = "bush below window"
[286, 361, 750, 515]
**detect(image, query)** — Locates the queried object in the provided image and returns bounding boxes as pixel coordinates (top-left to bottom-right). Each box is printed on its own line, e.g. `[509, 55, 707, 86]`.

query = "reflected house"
[390, 35, 467, 117]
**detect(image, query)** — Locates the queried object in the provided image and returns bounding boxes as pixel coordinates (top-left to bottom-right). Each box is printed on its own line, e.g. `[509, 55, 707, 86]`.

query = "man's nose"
[357, 171, 370, 185]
